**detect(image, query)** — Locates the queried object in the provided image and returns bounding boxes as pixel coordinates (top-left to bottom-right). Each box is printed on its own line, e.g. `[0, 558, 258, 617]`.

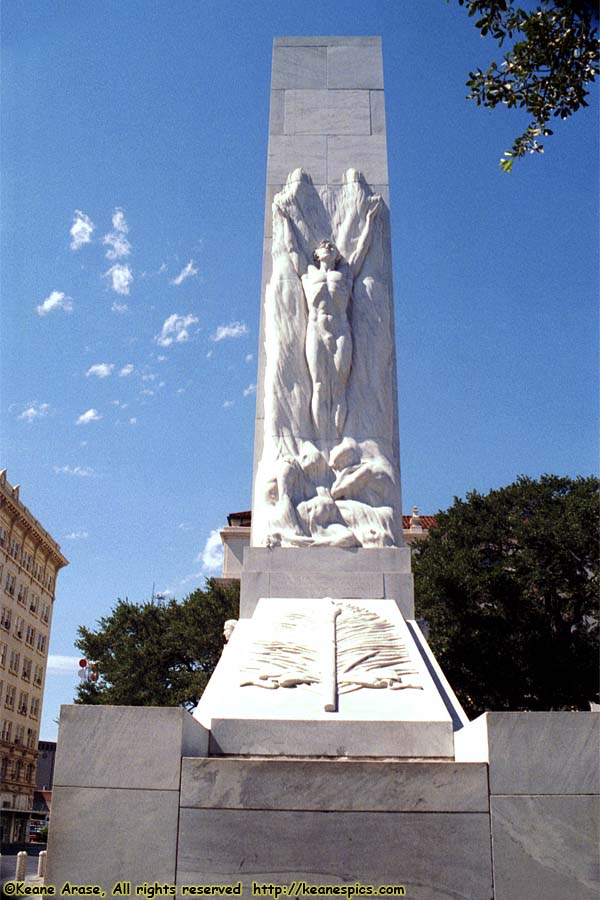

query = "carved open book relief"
[239, 600, 422, 713]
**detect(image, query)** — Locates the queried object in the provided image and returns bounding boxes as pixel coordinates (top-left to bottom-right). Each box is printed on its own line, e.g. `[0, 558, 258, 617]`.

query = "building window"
[17, 583, 28, 606]
[33, 561, 42, 582]
[21, 658, 32, 682]
[26, 727, 36, 749]
[29, 697, 40, 720]
[33, 664, 43, 686]
[0, 680, 3, 704]
[0, 642, 6, 667]
[41, 603, 50, 624]
[0, 606, 11, 631]
[29, 594, 39, 615]
[0, 527, 7, 548]
[4, 684, 16, 710]
[8, 650, 20, 674]
[10, 539, 20, 560]
[18, 691, 28, 716]
[25, 625, 35, 648]
[13, 616, 25, 640]
[26, 762, 35, 783]
[36, 634, 47, 654]
[4, 573, 15, 597]
[21, 551, 33, 572]
[1, 719, 12, 741]
[14, 759, 22, 781]
[0, 756, 9, 778]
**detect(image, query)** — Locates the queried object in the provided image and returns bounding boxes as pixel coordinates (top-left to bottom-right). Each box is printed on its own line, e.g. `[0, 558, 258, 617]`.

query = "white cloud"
[111, 301, 128, 314]
[119, 364, 134, 377]
[103, 207, 131, 260]
[223, 400, 234, 409]
[170, 260, 198, 286]
[46, 655, 82, 674]
[18, 402, 50, 423]
[76, 408, 102, 425]
[70, 210, 95, 250]
[155, 313, 199, 347]
[157, 355, 167, 362]
[140, 388, 154, 397]
[243, 383, 256, 397]
[37, 290, 73, 317]
[128, 417, 137, 425]
[105, 264, 133, 295]
[65, 530, 89, 540]
[197, 529, 224, 573]
[53, 464, 95, 477]
[178, 522, 193, 531]
[141, 373, 156, 382]
[211, 321, 249, 342]
[86, 363, 114, 379]
[245, 353, 254, 363]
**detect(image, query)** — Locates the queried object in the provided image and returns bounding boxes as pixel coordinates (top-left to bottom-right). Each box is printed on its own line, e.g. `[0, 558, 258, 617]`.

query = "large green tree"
[455, 0, 599, 170]
[74, 578, 239, 709]
[414, 474, 599, 716]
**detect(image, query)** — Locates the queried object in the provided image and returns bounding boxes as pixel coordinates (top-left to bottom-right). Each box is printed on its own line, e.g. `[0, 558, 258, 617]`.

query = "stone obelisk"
[240, 36, 414, 620]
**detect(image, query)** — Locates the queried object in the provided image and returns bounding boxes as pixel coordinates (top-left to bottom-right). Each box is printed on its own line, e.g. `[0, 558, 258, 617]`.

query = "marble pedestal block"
[177, 756, 494, 900]
[240, 546, 414, 618]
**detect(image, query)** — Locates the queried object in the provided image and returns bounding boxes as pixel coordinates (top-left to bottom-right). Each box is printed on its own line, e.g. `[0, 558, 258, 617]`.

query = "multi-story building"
[0, 470, 67, 844]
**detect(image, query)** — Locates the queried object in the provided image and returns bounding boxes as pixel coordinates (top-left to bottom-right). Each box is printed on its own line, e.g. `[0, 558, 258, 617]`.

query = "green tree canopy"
[74, 578, 239, 709]
[414, 474, 599, 716]
[455, 0, 599, 170]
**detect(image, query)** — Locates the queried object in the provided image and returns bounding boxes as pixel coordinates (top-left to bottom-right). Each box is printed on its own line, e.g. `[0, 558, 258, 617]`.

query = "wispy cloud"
[243, 383, 256, 397]
[197, 529, 224, 573]
[245, 353, 254, 363]
[119, 364, 134, 377]
[18, 402, 50, 423]
[155, 313, 199, 347]
[54, 464, 95, 477]
[211, 321, 249, 342]
[65, 530, 89, 540]
[76, 408, 102, 425]
[46, 655, 82, 674]
[128, 417, 137, 425]
[70, 210, 95, 250]
[105, 264, 133, 295]
[37, 290, 73, 317]
[223, 400, 234, 409]
[103, 207, 131, 260]
[86, 363, 114, 379]
[112, 301, 128, 314]
[170, 260, 198, 286]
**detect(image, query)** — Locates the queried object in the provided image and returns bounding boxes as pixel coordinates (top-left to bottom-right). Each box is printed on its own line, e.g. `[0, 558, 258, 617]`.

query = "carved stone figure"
[253, 168, 404, 548]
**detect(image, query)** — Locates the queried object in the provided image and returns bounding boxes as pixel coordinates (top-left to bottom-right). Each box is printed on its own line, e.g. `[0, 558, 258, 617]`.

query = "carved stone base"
[239, 545, 414, 618]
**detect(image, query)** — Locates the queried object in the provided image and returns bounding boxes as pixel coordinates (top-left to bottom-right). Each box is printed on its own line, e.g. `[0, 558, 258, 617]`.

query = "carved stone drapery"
[253, 168, 403, 548]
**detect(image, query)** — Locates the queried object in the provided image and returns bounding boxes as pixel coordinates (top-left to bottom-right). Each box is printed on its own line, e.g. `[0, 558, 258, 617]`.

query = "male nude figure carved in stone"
[275, 193, 383, 438]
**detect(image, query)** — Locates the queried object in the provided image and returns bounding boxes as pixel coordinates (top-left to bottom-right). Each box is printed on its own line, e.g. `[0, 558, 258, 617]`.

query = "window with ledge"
[8, 650, 20, 674]
[1, 719, 12, 741]
[29, 594, 39, 615]
[21, 658, 32, 682]
[4, 684, 15, 710]
[10, 539, 20, 560]
[0, 642, 6, 667]
[0, 607, 11, 631]
[4, 573, 15, 597]
[0, 755, 9, 778]
[26, 762, 35, 782]
[41, 603, 50, 624]
[0, 527, 7, 548]
[14, 759, 23, 781]
[33, 562, 42, 582]
[13, 616, 25, 640]
[21, 551, 33, 573]
[18, 691, 28, 716]
[25, 626, 35, 648]
[0, 680, 3, 704]
[36, 634, 47, 654]
[33, 664, 43, 686]
[16, 584, 28, 606]
[29, 697, 39, 720]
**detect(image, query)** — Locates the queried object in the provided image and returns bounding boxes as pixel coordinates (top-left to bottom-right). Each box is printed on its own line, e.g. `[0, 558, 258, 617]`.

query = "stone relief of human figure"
[253, 168, 404, 549]
[274, 195, 383, 439]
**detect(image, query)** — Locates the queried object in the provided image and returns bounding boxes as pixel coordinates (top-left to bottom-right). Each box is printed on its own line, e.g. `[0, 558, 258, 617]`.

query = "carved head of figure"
[313, 240, 340, 268]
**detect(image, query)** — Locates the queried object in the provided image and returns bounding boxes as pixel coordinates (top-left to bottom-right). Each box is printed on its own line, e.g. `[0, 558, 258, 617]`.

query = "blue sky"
[2, 0, 597, 740]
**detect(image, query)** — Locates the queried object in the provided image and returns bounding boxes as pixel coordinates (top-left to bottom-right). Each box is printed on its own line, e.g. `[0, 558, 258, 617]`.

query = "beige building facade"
[0, 469, 67, 843]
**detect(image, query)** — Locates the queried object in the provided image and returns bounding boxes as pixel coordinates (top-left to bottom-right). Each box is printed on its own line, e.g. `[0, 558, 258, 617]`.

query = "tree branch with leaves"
[455, 0, 599, 170]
